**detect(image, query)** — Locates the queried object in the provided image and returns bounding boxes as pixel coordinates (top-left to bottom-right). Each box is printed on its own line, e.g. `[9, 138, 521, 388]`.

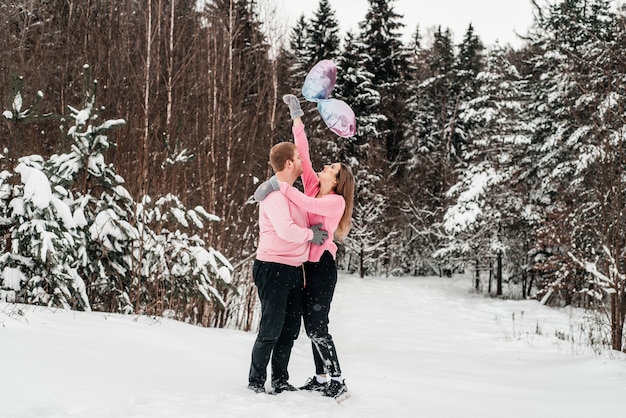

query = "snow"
[1, 274, 625, 417]
[1, 267, 24, 291]
[15, 163, 52, 210]
[73, 206, 88, 228]
[50, 196, 76, 229]
[90, 209, 134, 246]
[73, 107, 91, 126]
[13, 91, 23, 112]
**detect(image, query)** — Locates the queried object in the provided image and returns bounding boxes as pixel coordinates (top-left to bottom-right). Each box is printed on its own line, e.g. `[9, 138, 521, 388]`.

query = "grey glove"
[254, 175, 280, 202]
[283, 94, 304, 119]
[309, 223, 328, 245]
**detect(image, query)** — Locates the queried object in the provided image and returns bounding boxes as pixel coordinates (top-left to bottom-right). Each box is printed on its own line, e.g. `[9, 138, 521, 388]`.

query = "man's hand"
[309, 223, 328, 245]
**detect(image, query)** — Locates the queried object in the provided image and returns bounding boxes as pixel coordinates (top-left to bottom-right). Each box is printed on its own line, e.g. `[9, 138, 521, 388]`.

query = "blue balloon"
[302, 60, 337, 101]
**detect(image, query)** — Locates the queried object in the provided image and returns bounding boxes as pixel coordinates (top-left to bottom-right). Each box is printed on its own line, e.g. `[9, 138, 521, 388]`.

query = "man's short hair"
[269, 142, 296, 172]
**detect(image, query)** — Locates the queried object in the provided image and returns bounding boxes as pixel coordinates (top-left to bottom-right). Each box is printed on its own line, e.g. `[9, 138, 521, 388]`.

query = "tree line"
[1, 0, 625, 350]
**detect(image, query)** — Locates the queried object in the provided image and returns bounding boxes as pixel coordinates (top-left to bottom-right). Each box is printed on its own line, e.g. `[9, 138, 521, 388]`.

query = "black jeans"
[249, 260, 304, 385]
[303, 250, 341, 377]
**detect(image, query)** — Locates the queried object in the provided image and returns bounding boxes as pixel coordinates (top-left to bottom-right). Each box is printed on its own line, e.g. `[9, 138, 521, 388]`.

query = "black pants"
[249, 260, 304, 385]
[303, 250, 342, 377]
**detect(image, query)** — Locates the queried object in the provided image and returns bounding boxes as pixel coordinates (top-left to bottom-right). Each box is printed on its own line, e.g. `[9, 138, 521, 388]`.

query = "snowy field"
[1, 273, 625, 418]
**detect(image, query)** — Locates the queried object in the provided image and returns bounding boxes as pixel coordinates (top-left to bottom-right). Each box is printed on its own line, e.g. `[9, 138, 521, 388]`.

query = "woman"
[254, 94, 355, 401]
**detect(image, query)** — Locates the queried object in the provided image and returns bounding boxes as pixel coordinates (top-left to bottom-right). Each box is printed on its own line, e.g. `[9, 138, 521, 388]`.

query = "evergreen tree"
[455, 24, 485, 98]
[0, 156, 89, 310]
[524, 0, 626, 349]
[42, 74, 139, 313]
[357, 0, 410, 164]
[349, 0, 410, 274]
[285, 15, 311, 90]
[404, 26, 457, 167]
[395, 27, 458, 276]
[440, 43, 531, 273]
[334, 31, 389, 274]
[342, 194, 396, 277]
[0, 81, 89, 310]
[390, 24, 454, 276]
[306, 0, 341, 66]
[1, 76, 232, 320]
[335, 31, 385, 164]
[451, 24, 485, 161]
[293, 0, 345, 158]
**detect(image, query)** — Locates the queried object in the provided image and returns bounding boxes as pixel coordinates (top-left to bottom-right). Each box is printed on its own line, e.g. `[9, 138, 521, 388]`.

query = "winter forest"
[1, 0, 626, 352]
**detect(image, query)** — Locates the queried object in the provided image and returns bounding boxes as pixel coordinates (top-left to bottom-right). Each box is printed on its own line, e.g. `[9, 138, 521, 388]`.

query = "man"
[248, 141, 327, 394]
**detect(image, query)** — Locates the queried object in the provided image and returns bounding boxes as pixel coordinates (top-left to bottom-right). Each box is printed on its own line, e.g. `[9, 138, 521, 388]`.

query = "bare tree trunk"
[134, 0, 154, 311]
[610, 293, 621, 351]
[206, 17, 219, 216]
[219, 0, 235, 230]
[617, 282, 626, 352]
[166, 0, 174, 143]
[141, 0, 152, 199]
[488, 260, 493, 294]
[475, 259, 480, 291]
[360, 244, 365, 278]
[496, 251, 503, 296]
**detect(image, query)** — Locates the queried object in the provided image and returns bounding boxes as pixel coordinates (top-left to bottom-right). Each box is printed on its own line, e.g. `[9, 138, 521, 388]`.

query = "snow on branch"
[568, 245, 624, 293]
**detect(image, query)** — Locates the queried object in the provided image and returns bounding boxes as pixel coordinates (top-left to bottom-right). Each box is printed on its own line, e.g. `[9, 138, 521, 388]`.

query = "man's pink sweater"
[255, 189, 313, 267]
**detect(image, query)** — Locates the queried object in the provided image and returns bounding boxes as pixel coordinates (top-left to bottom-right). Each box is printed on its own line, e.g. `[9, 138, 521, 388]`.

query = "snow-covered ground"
[2, 274, 625, 418]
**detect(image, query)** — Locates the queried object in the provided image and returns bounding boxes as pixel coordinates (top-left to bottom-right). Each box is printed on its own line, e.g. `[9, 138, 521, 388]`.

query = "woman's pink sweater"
[279, 124, 346, 263]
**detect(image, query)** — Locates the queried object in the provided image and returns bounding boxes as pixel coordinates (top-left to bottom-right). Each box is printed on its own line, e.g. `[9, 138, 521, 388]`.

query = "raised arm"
[283, 94, 320, 195]
[292, 123, 320, 195]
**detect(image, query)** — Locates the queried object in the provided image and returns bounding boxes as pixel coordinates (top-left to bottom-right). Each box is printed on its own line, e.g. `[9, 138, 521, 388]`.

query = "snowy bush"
[0, 78, 232, 322]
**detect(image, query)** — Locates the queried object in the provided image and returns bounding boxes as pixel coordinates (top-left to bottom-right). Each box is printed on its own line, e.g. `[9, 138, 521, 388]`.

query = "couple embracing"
[247, 94, 355, 402]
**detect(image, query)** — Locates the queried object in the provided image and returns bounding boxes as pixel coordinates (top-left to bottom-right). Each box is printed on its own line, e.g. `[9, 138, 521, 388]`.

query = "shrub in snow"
[0, 157, 89, 310]
[0, 77, 232, 321]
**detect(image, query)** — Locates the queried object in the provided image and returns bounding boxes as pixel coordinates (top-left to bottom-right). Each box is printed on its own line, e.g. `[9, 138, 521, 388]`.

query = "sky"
[3, 273, 626, 417]
[274, 0, 544, 48]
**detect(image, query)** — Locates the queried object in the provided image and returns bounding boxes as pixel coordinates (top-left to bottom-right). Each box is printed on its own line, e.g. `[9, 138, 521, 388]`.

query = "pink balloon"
[302, 60, 337, 101]
[317, 99, 357, 138]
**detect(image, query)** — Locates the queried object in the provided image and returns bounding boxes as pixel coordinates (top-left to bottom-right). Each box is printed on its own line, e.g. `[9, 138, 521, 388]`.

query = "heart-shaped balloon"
[301, 60, 357, 138]
[317, 99, 356, 138]
[302, 60, 337, 101]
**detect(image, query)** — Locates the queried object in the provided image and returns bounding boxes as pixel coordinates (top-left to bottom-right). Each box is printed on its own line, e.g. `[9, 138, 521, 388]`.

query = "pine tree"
[285, 15, 312, 90]
[290, 0, 345, 160]
[455, 23, 485, 98]
[1, 157, 89, 310]
[335, 31, 385, 165]
[306, 0, 341, 66]
[134, 193, 232, 322]
[1, 74, 233, 320]
[390, 24, 453, 276]
[347, 0, 410, 274]
[357, 0, 409, 164]
[451, 24, 485, 161]
[0, 80, 89, 310]
[43, 74, 136, 313]
[342, 194, 396, 277]
[335, 31, 389, 274]
[440, 43, 530, 274]
[524, 0, 626, 349]
[402, 26, 457, 175]
[394, 27, 459, 276]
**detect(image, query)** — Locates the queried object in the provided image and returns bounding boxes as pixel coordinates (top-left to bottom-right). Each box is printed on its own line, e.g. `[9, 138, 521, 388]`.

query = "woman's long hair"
[334, 163, 355, 241]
